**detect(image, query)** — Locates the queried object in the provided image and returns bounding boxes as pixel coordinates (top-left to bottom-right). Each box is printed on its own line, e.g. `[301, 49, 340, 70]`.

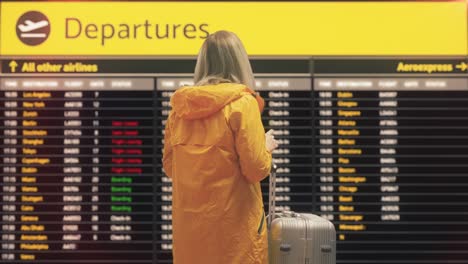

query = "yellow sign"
[0, 2, 466, 55]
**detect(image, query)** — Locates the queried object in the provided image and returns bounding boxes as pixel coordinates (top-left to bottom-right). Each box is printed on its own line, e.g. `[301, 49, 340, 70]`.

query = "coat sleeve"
[228, 95, 272, 183]
[162, 112, 173, 178]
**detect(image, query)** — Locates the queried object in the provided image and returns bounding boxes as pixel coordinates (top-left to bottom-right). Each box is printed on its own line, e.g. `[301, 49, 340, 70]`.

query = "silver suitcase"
[267, 164, 336, 264]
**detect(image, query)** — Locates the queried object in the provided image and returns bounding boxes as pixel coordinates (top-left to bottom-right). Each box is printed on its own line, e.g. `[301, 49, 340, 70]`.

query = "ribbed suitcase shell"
[268, 212, 336, 264]
[267, 163, 336, 264]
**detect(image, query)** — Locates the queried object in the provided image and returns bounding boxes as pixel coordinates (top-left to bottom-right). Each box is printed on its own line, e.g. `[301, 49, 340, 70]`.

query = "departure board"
[0, 77, 156, 263]
[1, 58, 468, 264]
[313, 59, 468, 264]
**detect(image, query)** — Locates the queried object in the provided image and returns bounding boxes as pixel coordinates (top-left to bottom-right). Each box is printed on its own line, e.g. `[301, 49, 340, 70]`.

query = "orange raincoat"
[162, 82, 272, 264]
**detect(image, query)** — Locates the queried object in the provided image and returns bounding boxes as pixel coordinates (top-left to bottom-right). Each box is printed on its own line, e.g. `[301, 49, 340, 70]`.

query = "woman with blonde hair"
[162, 30, 278, 263]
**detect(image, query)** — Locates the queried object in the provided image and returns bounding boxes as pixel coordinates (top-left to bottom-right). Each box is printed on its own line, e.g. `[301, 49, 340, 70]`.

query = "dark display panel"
[314, 78, 468, 263]
[1, 58, 467, 264]
[1, 78, 156, 263]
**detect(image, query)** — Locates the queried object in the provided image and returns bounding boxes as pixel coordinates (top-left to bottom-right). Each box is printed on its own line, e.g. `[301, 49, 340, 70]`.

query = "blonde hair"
[194, 30, 255, 89]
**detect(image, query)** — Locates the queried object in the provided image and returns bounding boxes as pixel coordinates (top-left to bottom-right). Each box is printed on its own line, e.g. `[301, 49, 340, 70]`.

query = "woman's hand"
[265, 129, 279, 153]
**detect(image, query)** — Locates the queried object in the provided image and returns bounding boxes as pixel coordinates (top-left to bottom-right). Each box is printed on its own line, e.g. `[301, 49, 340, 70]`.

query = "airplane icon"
[18, 20, 49, 38]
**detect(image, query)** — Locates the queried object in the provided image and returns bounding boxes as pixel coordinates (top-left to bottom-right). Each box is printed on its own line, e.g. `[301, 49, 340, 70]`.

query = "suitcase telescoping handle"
[267, 162, 278, 227]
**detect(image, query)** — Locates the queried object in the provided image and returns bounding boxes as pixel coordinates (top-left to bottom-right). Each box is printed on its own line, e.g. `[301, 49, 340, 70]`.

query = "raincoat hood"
[170, 83, 264, 120]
